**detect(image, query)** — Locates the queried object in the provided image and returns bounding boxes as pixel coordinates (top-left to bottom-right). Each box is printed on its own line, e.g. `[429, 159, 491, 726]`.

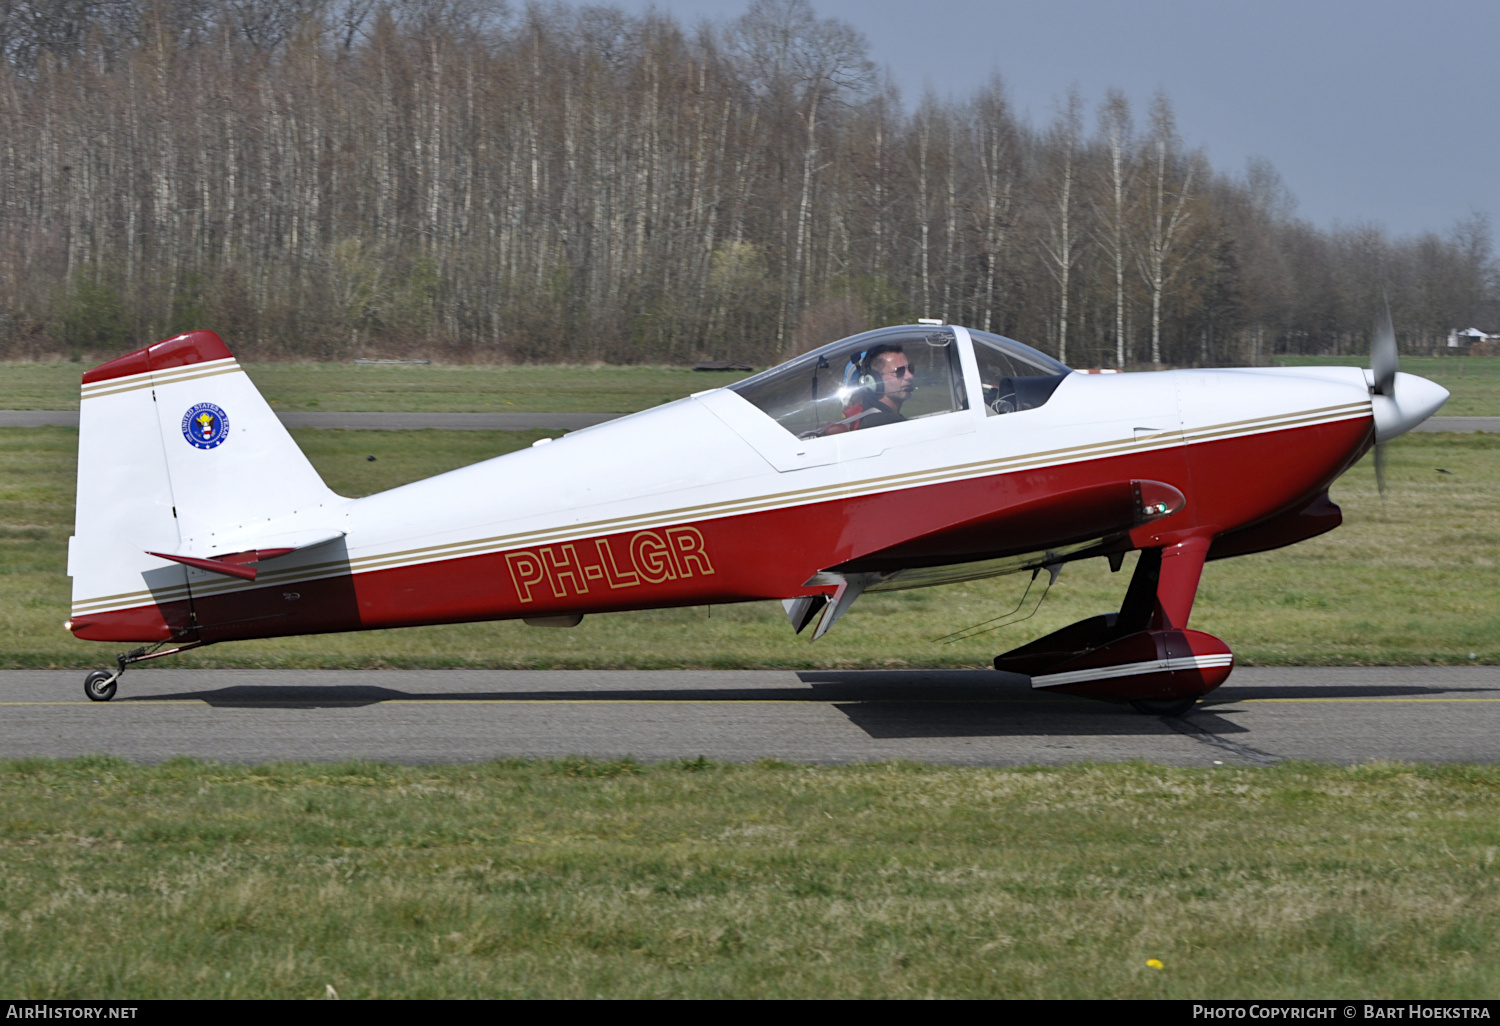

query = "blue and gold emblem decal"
[181, 402, 230, 449]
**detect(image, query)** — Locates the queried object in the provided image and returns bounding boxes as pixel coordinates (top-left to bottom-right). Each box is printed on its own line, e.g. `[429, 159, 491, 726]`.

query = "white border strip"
[1031, 653, 1234, 689]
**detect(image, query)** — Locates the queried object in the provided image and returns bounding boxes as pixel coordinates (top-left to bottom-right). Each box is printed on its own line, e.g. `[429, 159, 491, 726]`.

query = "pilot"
[838, 344, 916, 430]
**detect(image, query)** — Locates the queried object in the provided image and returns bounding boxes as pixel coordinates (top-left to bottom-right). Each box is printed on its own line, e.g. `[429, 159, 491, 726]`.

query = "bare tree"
[1038, 88, 1085, 363]
[1093, 88, 1133, 367]
[0, 3, 1492, 367]
[1136, 92, 1198, 365]
[970, 77, 1016, 333]
[222, 0, 328, 49]
[731, 0, 871, 341]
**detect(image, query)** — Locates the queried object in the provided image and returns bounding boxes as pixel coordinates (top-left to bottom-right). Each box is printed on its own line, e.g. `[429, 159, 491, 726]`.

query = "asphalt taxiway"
[2, 666, 1497, 766]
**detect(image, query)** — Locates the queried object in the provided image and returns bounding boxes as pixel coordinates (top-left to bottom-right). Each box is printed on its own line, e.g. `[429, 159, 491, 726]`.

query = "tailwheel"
[1130, 697, 1197, 717]
[84, 669, 118, 702]
[79, 640, 207, 703]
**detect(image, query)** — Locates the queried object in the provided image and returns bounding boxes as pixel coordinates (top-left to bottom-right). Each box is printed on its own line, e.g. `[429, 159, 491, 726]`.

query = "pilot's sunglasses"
[889, 365, 913, 377]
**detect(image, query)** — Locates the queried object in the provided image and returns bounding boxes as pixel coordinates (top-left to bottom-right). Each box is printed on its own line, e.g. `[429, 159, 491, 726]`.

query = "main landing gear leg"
[1123, 536, 1214, 718]
[83, 641, 206, 702]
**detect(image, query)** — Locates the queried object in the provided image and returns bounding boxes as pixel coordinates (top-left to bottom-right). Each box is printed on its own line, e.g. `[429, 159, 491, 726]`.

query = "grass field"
[2, 757, 1497, 998]
[4, 426, 1498, 669]
[3, 353, 1497, 414]
[5, 368, 1496, 1000]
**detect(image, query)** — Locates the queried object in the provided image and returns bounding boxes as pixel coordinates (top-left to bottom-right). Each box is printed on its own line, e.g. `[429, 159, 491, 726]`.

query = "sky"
[604, 0, 1498, 240]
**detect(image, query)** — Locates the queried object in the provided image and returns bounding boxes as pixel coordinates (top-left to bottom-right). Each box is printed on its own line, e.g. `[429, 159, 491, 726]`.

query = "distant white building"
[1447, 327, 1495, 348]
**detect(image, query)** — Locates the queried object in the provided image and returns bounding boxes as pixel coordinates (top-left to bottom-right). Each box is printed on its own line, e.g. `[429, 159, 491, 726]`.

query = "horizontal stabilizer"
[148, 551, 261, 581]
[191, 527, 346, 561]
[147, 529, 346, 582]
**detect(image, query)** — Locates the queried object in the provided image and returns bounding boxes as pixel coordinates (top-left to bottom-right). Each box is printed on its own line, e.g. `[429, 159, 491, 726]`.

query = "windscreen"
[968, 329, 1069, 416]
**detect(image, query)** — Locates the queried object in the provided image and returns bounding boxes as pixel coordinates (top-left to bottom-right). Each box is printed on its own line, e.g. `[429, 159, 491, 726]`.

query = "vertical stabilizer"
[69, 331, 340, 641]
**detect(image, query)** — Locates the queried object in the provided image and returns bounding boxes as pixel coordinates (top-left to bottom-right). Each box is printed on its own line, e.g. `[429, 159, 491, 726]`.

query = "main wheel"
[1130, 696, 1197, 717]
[84, 669, 117, 702]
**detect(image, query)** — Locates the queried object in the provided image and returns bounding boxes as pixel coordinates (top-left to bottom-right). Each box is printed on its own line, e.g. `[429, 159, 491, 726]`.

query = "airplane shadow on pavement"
[116, 668, 1498, 740]
[807, 670, 1498, 740]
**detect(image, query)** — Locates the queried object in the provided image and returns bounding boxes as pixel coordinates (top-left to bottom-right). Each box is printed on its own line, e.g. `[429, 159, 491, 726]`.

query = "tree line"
[1, 0, 1495, 366]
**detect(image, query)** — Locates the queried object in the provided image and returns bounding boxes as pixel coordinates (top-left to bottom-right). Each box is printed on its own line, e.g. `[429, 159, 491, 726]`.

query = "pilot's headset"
[843, 345, 893, 397]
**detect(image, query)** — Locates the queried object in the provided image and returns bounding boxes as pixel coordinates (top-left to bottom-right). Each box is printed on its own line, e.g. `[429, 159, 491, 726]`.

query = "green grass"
[1276, 354, 1500, 417]
[0, 361, 752, 413]
[4, 426, 1499, 668]
[2, 757, 1498, 998]
[4, 354, 1498, 414]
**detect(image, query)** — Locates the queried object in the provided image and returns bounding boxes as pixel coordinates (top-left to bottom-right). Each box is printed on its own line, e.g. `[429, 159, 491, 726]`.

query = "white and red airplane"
[66, 319, 1446, 712]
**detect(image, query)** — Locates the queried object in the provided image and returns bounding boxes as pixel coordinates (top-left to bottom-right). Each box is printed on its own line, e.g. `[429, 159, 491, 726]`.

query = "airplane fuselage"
[72, 362, 1380, 645]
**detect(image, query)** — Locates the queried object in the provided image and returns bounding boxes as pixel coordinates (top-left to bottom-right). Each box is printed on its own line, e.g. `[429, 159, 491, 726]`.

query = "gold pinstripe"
[80, 359, 241, 400]
[79, 356, 237, 394]
[1181, 405, 1369, 444]
[71, 399, 1372, 616]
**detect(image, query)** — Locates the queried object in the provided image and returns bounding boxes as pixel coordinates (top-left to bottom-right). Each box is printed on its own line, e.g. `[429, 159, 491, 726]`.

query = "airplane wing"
[791, 479, 1184, 638]
[832, 478, 1184, 574]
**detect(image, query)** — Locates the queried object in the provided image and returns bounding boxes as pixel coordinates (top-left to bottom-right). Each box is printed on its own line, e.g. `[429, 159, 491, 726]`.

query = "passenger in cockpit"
[833, 344, 915, 432]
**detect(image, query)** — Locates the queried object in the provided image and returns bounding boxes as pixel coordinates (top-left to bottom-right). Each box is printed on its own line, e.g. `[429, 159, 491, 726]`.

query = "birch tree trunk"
[974, 77, 1015, 334]
[1137, 93, 1196, 366]
[1039, 90, 1084, 364]
[1096, 90, 1133, 368]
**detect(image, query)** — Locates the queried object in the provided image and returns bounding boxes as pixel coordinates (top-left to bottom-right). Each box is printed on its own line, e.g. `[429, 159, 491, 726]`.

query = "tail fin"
[69, 330, 339, 641]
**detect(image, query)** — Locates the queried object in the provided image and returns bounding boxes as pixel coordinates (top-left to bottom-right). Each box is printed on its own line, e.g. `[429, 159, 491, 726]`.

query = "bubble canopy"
[728, 325, 1068, 438]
